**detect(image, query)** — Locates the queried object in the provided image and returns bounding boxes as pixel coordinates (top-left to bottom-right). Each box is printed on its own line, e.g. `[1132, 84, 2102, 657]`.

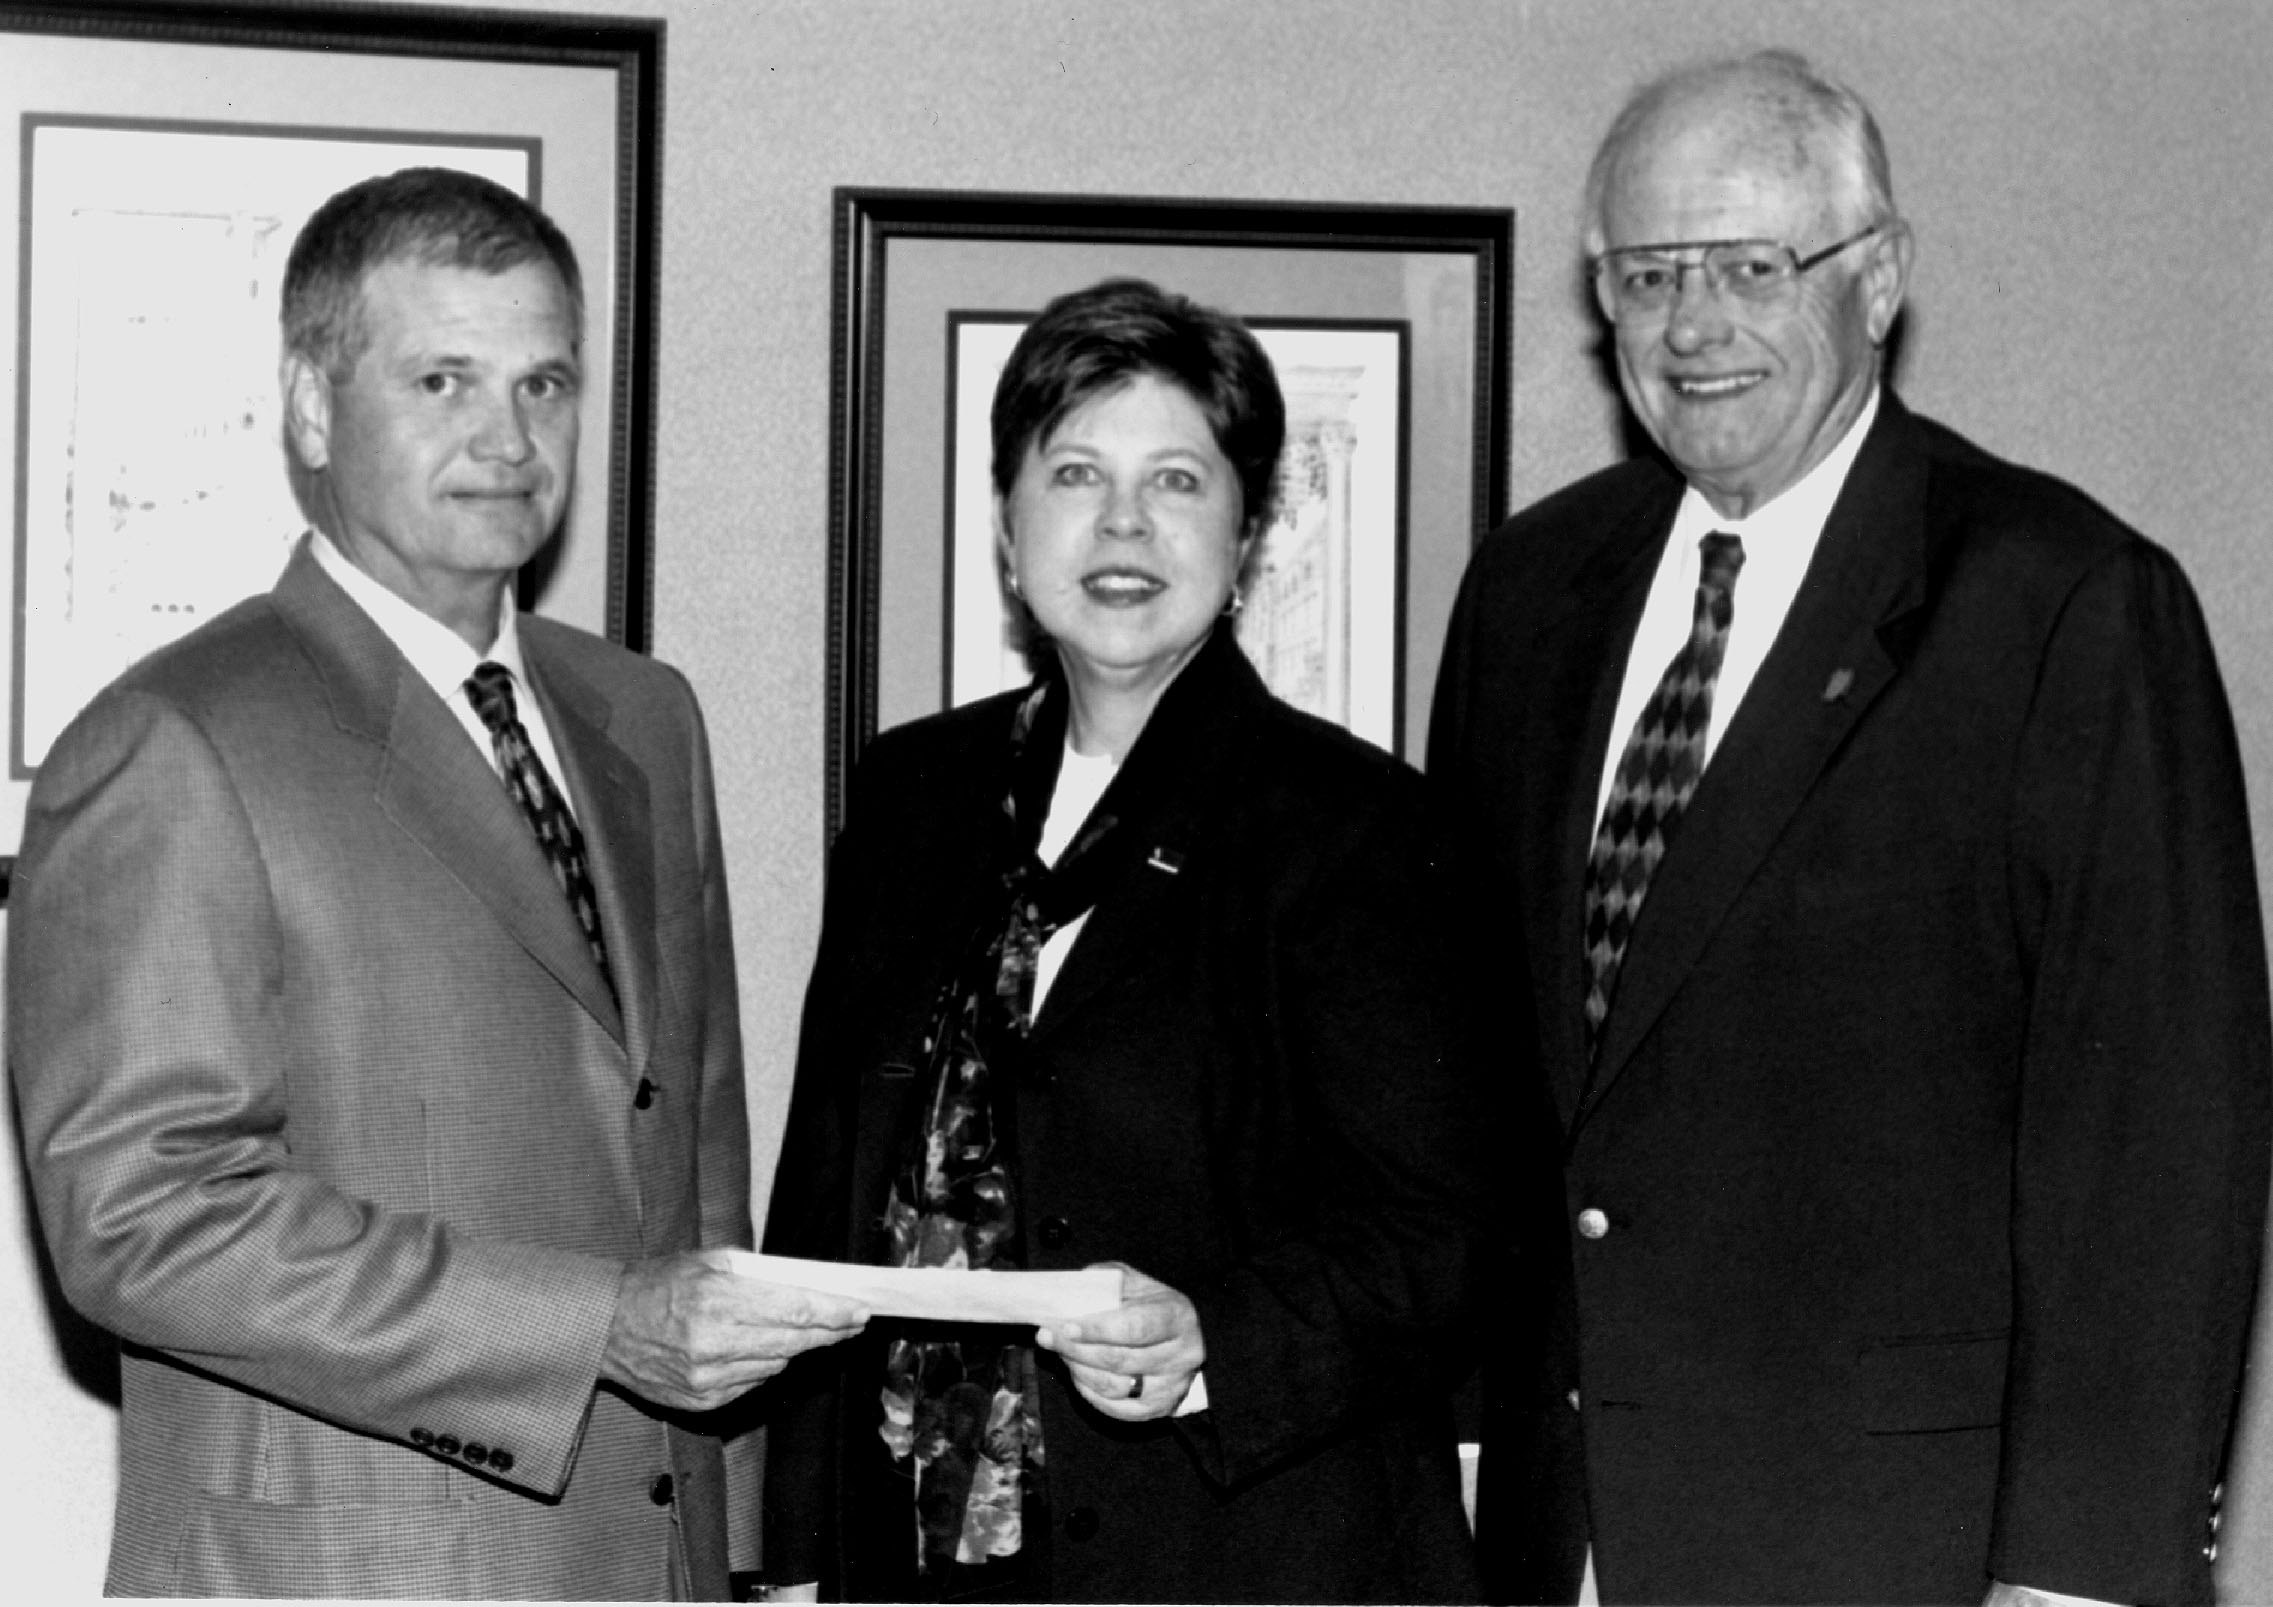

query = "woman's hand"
[1036, 1262, 1205, 1422]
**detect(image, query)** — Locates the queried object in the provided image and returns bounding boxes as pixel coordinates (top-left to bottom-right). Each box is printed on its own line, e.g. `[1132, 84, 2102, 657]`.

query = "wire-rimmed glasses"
[1592, 223, 1886, 322]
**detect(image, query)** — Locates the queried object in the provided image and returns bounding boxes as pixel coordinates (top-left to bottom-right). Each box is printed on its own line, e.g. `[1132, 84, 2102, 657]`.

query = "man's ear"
[1862, 219, 1916, 348]
[281, 353, 334, 472]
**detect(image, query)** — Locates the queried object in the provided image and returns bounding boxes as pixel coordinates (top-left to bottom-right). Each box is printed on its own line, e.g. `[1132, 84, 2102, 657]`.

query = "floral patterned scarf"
[876, 630, 1232, 1582]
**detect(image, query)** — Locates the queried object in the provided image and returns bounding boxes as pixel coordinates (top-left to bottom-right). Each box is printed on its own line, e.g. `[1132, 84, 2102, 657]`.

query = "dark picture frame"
[825, 187, 1512, 838]
[0, 1, 664, 905]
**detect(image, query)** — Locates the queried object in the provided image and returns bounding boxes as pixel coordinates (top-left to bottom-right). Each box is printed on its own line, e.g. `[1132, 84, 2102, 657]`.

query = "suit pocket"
[1855, 1329, 2009, 1434]
[170, 1491, 475, 1597]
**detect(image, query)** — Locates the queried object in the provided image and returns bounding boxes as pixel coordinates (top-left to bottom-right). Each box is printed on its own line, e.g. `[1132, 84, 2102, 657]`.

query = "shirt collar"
[1669, 385, 1882, 551]
[307, 530, 530, 704]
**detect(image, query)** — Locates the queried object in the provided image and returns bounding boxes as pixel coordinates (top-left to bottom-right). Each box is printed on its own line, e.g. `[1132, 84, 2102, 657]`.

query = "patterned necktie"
[464, 661, 615, 999]
[1581, 532, 1745, 1066]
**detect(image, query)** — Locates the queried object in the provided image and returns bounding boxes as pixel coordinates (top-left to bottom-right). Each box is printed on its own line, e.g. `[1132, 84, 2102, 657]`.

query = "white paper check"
[727, 1251, 1123, 1325]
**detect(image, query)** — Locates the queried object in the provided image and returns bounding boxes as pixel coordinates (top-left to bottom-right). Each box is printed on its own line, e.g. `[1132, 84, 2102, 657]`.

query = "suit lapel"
[1528, 490, 1681, 1128]
[528, 648, 651, 1063]
[1025, 645, 1260, 1043]
[272, 546, 627, 1046]
[1574, 401, 1934, 1133]
[1026, 806, 1206, 1044]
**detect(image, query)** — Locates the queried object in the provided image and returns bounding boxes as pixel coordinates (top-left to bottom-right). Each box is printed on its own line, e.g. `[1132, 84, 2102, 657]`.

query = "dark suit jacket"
[762, 634, 1494, 1603]
[1429, 395, 2272, 1606]
[8, 540, 752, 1598]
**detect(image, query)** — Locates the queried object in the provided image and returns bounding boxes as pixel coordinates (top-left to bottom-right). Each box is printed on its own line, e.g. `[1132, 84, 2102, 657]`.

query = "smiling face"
[1600, 91, 1908, 518]
[285, 258, 580, 648]
[996, 371, 1253, 715]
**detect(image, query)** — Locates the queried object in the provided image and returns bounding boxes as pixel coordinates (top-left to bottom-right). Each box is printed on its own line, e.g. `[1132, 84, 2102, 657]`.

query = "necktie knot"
[1697, 532, 1746, 627]
[465, 661, 520, 735]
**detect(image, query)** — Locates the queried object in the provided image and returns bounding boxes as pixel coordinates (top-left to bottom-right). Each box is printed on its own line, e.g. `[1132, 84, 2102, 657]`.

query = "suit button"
[1567, 1389, 1581, 1412]
[633, 1079, 656, 1110]
[1038, 1216, 1072, 1251]
[435, 1434, 461, 1456]
[1576, 1208, 1610, 1240]
[462, 1442, 488, 1467]
[409, 1426, 435, 1447]
[490, 1448, 515, 1473]
[650, 1474, 675, 1506]
[1064, 1506, 1100, 1541]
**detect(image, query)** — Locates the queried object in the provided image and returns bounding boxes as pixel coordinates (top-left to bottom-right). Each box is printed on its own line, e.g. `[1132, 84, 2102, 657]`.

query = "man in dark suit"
[7, 168, 866, 1598]
[1430, 49, 2270, 1607]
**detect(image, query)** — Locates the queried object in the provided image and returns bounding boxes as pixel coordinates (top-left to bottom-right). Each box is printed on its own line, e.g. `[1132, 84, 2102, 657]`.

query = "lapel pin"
[1822, 667, 1855, 703]
[1146, 847, 1184, 875]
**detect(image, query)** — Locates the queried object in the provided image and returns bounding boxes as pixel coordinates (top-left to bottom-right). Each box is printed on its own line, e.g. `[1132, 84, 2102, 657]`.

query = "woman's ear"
[994, 496, 1020, 598]
[1234, 520, 1265, 590]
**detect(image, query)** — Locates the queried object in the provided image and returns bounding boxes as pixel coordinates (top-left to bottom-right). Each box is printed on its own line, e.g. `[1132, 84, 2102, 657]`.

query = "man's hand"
[600, 1249, 868, 1413]
[1036, 1262, 1204, 1422]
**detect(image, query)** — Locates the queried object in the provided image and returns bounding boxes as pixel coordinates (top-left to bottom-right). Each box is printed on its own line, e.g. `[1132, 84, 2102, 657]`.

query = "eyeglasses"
[1591, 224, 1885, 322]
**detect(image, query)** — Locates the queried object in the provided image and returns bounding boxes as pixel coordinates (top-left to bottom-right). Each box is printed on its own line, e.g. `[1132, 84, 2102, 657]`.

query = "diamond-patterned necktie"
[1581, 532, 1745, 1066]
[465, 661, 615, 1000]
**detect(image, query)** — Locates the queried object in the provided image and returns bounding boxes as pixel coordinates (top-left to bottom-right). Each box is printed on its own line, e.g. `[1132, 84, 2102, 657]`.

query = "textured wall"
[6, 0, 2271, 1596]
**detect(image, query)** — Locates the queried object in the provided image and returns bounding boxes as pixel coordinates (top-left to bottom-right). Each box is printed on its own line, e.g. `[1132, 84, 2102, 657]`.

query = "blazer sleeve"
[1180, 767, 1498, 1487]
[755, 749, 888, 1589]
[7, 687, 624, 1500]
[669, 678, 769, 1567]
[681, 678, 754, 1260]
[1992, 539, 2273, 1603]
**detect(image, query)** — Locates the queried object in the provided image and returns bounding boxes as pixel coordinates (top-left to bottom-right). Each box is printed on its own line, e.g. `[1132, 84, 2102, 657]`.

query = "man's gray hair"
[1581, 48, 1897, 254]
[281, 165, 583, 381]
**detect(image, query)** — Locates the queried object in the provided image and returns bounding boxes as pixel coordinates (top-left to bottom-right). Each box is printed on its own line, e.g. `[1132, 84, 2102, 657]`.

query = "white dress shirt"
[1030, 741, 1117, 1012]
[1591, 387, 1880, 829]
[307, 531, 581, 818]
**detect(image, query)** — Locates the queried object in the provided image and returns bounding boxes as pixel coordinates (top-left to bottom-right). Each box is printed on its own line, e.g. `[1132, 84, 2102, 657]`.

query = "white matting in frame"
[15, 123, 530, 772]
[946, 316, 1408, 754]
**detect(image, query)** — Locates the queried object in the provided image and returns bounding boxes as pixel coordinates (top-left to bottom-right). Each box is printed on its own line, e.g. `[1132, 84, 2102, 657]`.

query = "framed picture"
[0, 1, 663, 904]
[827, 187, 1512, 836]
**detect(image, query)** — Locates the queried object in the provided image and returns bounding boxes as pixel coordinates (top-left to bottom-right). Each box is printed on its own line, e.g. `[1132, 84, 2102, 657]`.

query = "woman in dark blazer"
[760, 278, 1495, 1604]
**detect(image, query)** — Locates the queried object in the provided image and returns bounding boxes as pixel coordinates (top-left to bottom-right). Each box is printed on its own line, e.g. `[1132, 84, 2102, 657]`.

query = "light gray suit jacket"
[8, 540, 752, 1598]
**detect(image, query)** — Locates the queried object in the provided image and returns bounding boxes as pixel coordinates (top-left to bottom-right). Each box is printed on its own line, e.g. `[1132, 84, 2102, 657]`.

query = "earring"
[1223, 590, 1245, 619]
[1007, 573, 1023, 601]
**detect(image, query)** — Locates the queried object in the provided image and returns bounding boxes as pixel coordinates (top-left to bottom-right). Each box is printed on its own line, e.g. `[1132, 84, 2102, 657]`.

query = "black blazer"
[1430, 395, 2271, 1606]
[763, 635, 1496, 1603]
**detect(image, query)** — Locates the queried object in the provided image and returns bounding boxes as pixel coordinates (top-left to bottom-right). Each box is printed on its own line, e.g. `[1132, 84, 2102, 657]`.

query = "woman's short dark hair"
[990, 277, 1285, 534]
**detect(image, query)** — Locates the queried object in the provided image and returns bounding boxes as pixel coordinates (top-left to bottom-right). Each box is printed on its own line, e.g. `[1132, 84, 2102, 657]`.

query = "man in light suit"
[1430, 50, 2270, 1606]
[7, 167, 867, 1599]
